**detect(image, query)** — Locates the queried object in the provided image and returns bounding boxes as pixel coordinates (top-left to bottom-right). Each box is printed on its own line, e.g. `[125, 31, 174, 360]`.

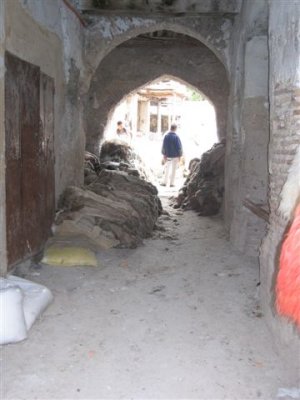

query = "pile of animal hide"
[52, 167, 162, 250]
[172, 141, 225, 216]
[84, 140, 150, 185]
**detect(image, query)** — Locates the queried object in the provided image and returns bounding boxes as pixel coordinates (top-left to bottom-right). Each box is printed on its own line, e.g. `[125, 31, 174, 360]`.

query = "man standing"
[161, 124, 183, 187]
[116, 120, 127, 136]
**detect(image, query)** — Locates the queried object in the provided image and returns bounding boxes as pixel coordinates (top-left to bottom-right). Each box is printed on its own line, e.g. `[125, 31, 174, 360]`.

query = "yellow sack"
[42, 246, 98, 267]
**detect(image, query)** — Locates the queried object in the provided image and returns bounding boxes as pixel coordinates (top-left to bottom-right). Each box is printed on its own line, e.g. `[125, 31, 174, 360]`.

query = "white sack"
[0, 285, 28, 345]
[6, 276, 54, 330]
[0, 276, 53, 345]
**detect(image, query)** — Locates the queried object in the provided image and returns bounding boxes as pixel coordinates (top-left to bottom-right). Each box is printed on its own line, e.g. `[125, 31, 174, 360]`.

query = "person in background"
[161, 123, 183, 187]
[116, 120, 132, 143]
[116, 121, 127, 137]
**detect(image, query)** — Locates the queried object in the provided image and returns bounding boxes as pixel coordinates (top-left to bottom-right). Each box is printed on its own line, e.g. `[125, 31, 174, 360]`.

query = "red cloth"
[276, 203, 300, 327]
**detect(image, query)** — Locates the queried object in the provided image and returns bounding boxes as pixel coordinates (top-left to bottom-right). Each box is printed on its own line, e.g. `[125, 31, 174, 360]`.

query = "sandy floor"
[1, 198, 296, 399]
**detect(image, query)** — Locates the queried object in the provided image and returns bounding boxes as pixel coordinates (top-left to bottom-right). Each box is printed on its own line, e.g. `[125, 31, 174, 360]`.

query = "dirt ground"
[1, 196, 297, 399]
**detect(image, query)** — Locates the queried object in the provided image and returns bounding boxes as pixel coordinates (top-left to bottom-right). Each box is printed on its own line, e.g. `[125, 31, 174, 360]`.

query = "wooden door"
[5, 52, 55, 269]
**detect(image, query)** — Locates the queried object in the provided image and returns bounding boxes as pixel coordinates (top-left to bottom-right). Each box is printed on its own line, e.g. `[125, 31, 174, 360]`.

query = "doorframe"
[0, 0, 7, 277]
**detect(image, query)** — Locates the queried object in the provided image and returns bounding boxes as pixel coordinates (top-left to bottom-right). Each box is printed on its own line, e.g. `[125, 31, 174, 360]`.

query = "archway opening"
[84, 30, 229, 156]
[103, 75, 218, 189]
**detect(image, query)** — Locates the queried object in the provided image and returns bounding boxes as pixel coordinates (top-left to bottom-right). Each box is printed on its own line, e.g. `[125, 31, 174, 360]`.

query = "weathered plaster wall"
[85, 36, 229, 153]
[0, 1, 7, 275]
[83, 12, 234, 92]
[5, 0, 84, 200]
[260, 0, 300, 371]
[225, 0, 269, 257]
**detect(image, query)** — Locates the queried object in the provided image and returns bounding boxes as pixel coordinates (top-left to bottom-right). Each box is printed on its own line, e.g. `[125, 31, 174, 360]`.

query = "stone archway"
[83, 13, 233, 88]
[84, 31, 229, 154]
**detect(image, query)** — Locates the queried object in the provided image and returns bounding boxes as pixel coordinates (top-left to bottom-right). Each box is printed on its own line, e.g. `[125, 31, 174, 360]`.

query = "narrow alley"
[2, 201, 293, 399]
[1, 1, 300, 399]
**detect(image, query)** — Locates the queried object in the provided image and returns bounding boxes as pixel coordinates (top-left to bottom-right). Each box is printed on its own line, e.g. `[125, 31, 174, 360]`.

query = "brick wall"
[258, 0, 300, 369]
[261, 86, 300, 312]
[269, 87, 300, 214]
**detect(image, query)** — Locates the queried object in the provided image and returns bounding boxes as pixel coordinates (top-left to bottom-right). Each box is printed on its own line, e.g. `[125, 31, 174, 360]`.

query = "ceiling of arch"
[75, 0, 242, 15]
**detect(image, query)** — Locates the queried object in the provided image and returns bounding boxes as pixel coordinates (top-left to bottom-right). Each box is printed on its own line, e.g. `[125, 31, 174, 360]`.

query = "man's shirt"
[162, 131, 183, 158]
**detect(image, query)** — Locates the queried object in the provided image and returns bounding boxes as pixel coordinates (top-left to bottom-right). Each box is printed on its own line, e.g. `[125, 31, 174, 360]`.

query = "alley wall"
[225, 0, 269, 258]
[260, 0, 300, 371]
[5, 0, 85, 200]
[227, 0, 299, 368]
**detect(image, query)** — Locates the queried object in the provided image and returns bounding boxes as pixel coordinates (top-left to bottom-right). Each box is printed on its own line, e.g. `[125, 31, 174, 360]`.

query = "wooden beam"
[83, 10, 239, 18]
[243, 199, 269, 222]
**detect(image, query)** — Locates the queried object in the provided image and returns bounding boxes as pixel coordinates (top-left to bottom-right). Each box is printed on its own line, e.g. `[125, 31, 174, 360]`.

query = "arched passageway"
[103, 76, 218, 183]
[84, 31, 229, 154]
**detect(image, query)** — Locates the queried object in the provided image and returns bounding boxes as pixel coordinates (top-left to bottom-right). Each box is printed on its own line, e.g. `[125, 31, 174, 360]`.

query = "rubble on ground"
[172, 141, 225, 216]
[51, 168, 162, 251]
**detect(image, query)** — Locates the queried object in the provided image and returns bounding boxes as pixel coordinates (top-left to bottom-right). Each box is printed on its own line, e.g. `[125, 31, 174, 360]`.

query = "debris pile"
[84, 151, 101, 177]
[84, 140, 151, 185]
[52, 167, 162, 250]
[172, 141, 225, 216]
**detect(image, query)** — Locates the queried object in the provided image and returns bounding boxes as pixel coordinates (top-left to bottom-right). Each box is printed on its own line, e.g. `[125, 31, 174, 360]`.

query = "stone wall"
[85, 35, 229, 153]
[225, 0, 269, 258]
[260, 0, 300, 370]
